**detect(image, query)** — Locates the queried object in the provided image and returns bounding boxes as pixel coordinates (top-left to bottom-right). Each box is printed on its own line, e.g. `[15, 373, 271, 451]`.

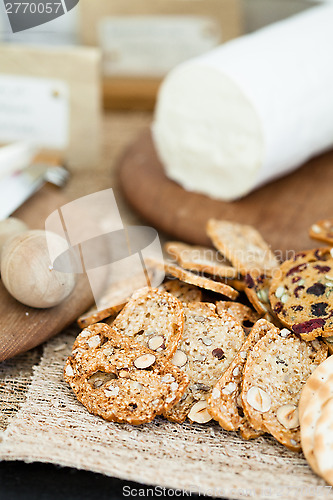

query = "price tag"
[0, 74, 70, 149]
[99, 15, 222, 78]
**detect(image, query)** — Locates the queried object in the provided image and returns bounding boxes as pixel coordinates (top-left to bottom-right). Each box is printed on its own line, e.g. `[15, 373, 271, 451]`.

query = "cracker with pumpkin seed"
[159, 279, 202, 303]
[112, 287, 184, 361]
[216, 301, 260, 329]
[309, 219, 333, 245]
[244, 273, 280, 328]
[147, 258, 238, 300]
[165, 241, 237, 278]
[206, 219, 279, 276]
[64, 324, 189, 425]
[164, 302, 245, 424]
[208, 319, 272, 436]
[240, 324, 327, 451]
[269, 248, 333, 340]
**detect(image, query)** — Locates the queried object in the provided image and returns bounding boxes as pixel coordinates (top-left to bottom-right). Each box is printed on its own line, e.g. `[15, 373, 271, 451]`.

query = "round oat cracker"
[300, 373, 333, 476]
[313, 397, 333, 485]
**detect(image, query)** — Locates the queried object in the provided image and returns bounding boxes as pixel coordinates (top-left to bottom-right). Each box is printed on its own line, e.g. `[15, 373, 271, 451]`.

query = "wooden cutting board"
[118, 128, 333, 255]
[0, 185, 94, 362]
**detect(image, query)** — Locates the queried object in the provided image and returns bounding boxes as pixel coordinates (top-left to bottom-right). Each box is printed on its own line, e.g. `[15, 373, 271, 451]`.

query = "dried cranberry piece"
[306, 283, 326, 296]
[212, 348, 225, 360]
[294, 285, 305, 298]
[314, 265, 331, 274]
[294, 252, 306, 261]
[311, 302, 328, 317]
[292, 318, 325, 334]
[286, 263, 307, 277]
[292, 276, 301, 284]
[245, 274, 255, 289]
[256, 274, 266, 284]
[292, 305, 303, 312]
[314, 249, 329, 261]
[274, 302, 283, 314]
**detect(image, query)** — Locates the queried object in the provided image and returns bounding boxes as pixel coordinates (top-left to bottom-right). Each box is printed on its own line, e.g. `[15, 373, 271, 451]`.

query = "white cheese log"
[153, 5, 333, 201]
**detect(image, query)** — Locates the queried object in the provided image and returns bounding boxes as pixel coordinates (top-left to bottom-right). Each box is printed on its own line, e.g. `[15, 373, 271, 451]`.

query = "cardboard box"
[79, 0, 242, 110]
[0, 45, 102, 170]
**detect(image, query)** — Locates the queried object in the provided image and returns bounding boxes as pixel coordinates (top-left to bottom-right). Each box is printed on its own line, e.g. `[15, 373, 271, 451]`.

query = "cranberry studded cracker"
[206, 219, 279, 276]
[310, 219, 333, 246]
[208, 319, 271, 438]
[216, 301, 260, 329]
[244, 272, 281, 327]
[164, 241, 237, 278]
[159, 279, 202, 303]
[269, 248, 333, 340]
[322, 335, 333, 355]
[148, 259, 239, 300]
[64, 324, 189, 425]
[244, 273, 272, 315]
[164, 303, 245, 424]
[112, 287, 184, 361]
[241, 325, 327, 451]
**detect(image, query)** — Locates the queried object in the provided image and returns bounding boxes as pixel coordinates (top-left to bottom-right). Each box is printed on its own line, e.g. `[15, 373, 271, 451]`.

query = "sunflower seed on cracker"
[112, 287, 184, 361]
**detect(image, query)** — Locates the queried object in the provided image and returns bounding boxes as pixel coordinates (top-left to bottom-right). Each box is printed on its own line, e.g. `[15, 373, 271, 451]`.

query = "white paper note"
[0, 74, 70, 149]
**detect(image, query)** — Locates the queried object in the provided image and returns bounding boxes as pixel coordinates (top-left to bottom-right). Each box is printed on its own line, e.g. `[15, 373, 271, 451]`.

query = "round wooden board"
[118, 128, 333, 254]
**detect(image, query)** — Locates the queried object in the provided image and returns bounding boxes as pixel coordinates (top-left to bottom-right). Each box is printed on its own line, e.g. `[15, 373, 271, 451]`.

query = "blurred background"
[0, 0, 330, 112]
[0, 0, 331, 214]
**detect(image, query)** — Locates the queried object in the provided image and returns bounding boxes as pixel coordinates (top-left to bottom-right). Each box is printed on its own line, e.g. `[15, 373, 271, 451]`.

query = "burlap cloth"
[1, 112, 333, 500]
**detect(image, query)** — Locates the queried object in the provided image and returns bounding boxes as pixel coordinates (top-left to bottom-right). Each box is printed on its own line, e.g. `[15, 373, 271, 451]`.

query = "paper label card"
[99, 15, 222, 77]
[0, 74, 70, 149]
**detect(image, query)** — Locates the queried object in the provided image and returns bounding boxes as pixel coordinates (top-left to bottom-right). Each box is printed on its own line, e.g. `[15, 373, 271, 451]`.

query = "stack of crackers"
[65, 217, 333, 486]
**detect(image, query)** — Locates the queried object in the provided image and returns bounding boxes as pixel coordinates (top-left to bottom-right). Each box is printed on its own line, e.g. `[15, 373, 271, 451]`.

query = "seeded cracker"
[159, 279, 202, 303]
[216, 301, 260, 329]
[269, 248, 333, 340]
[112, 287, 184, 361]
[208, 319, 271, 436]
[78, 303, 125, 329]
[164, 303, 245, 424]
[165, 241, 237, 278]
[309, 219, 333, 246]
[241, 325, 327, 451]
[77, 269, 159, 328]
[64, 324, 189, 425]
[147, 259, 238, 300]
[206, 219, 279, 276]
[244, 273, 281, 327]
